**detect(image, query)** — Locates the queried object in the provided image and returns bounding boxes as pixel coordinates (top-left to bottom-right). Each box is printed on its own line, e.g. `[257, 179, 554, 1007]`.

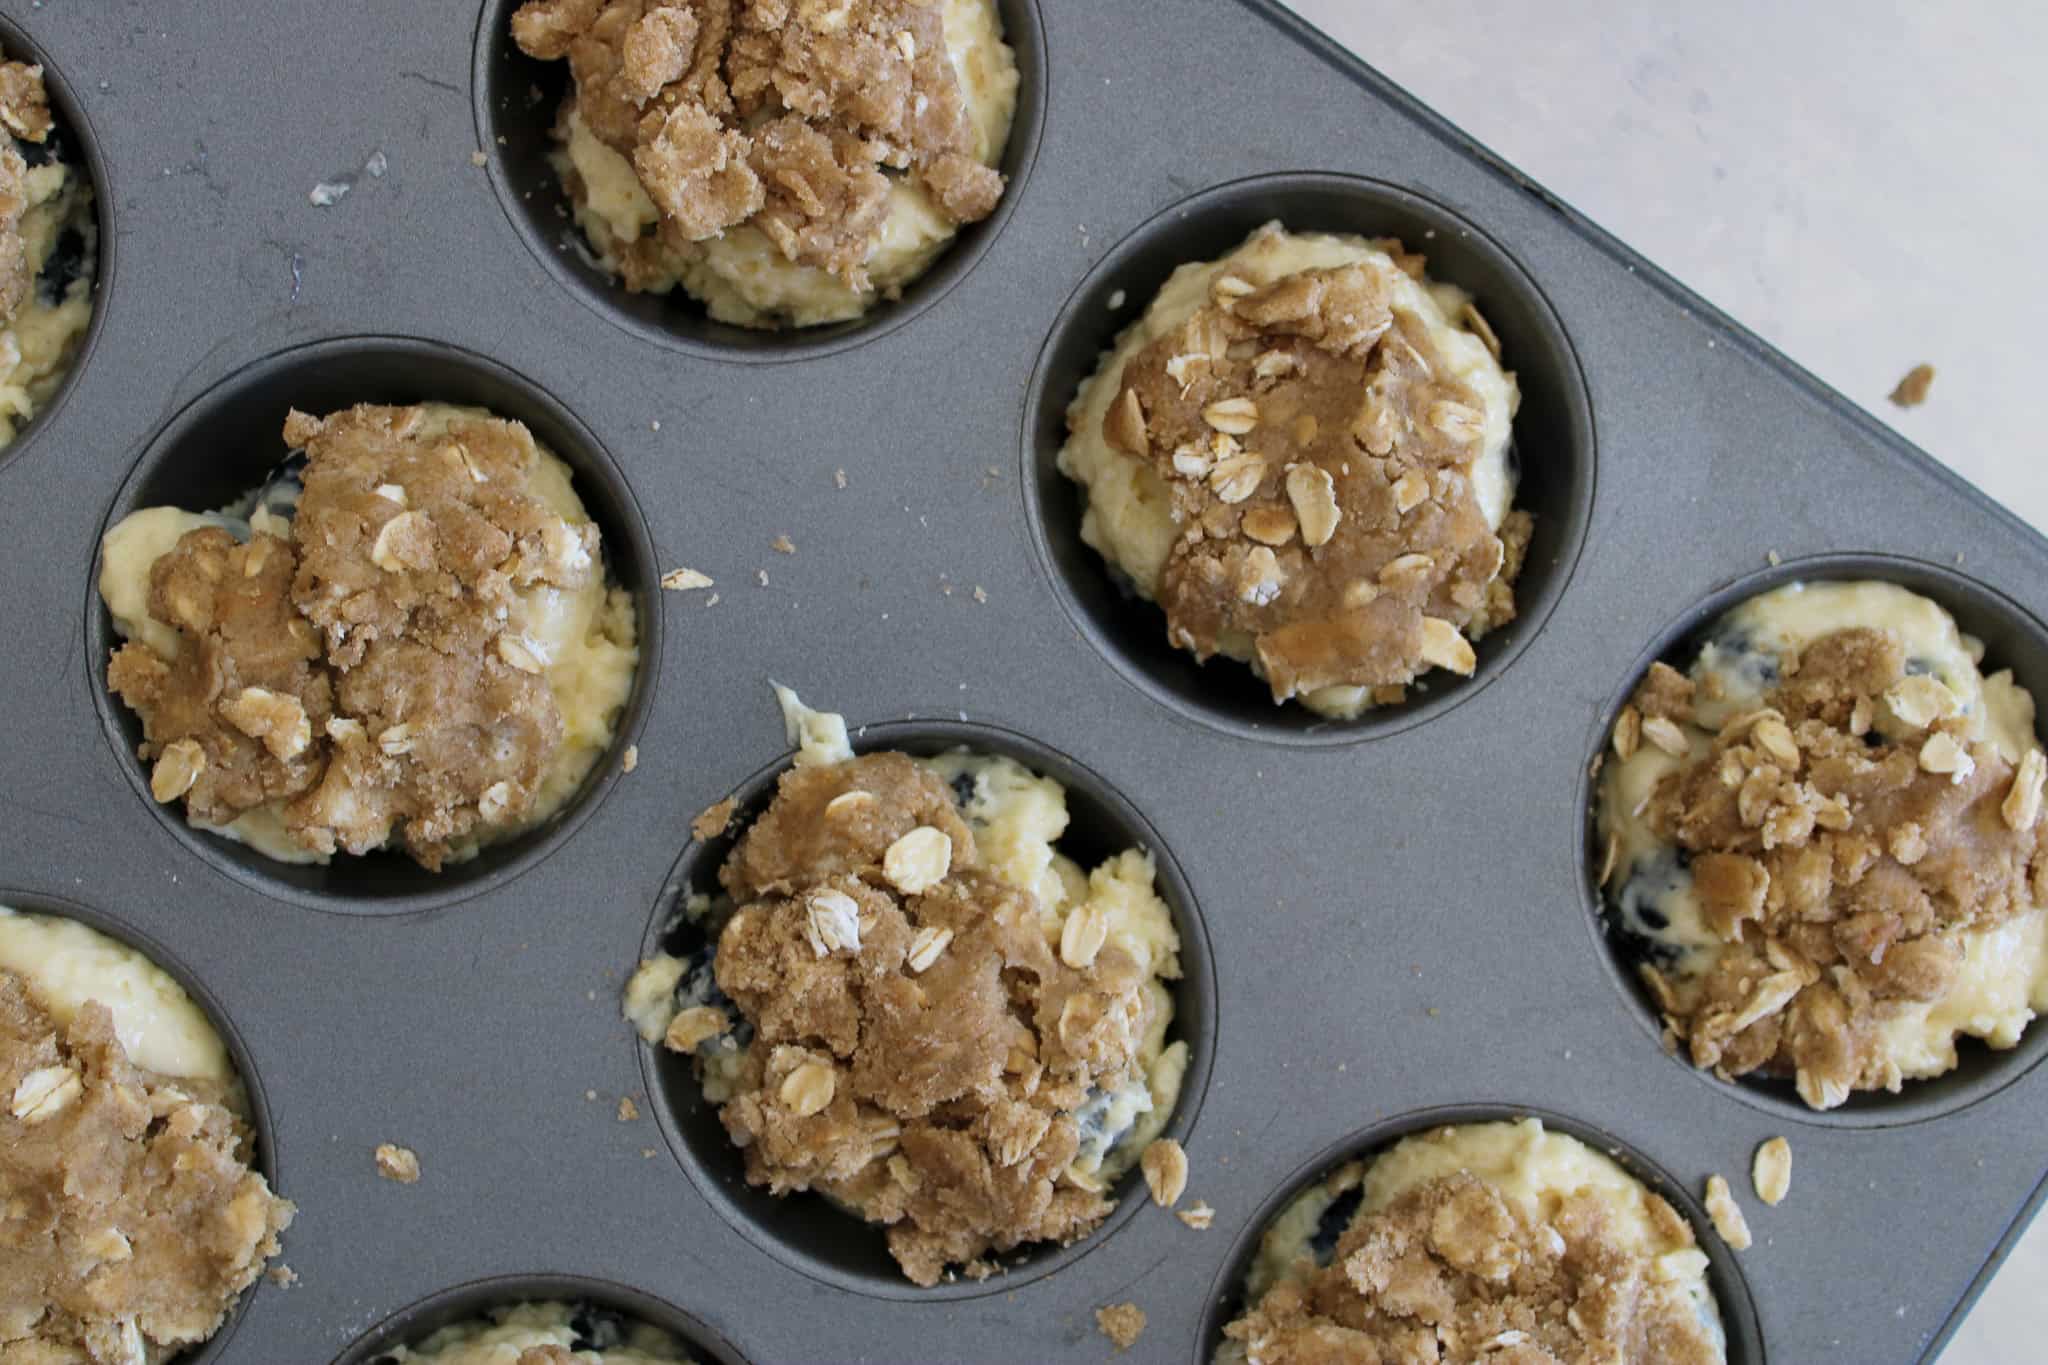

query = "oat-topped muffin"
[0, 907, 294, 1360]
[511, 0, 1019, 329]
[0, 57, 96, 448]
[624, 691, 1187, 1284]
[1221, 1119, 1725, 1365]
[1060, 222, 1528, 717]
[99, 403, 639, 872]
[1597, 581, 2048, 1108]
[369, 1301, 694, 1364]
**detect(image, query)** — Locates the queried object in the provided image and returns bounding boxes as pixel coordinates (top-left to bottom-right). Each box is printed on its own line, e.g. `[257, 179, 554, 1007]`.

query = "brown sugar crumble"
[0, 61, 52, 328]
[105, 405, 609, 871]
[1094, 248, 1530, 705]
[617, 1095, 641, 1122]
[1622, 633, 2048, 1108]
[1889, 363, 1936, 408]
[684, 752, 1173, 1285]
[511, 0, 1007, 292]
[1224, 1172, 1720, 1364]
[374, 1143, 422, 1184]
[1094, 1301, 1146, 1352]
[692, 795, 738, 842]
[0, 972, 294, 1359]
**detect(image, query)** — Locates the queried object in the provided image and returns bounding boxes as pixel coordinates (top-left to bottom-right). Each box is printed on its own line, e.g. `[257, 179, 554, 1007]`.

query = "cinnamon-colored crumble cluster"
[1097, 248, 1530, 707]
[0, 971, 293, 1361]
[512, 0, 1005, 293]
[692, 752, 1169, 1285]
[0, 60, 52, 324]
[106, 405, 609, 870]
[1224, 1171, 1719, 1364]
[1611, 630, 2048, 1108]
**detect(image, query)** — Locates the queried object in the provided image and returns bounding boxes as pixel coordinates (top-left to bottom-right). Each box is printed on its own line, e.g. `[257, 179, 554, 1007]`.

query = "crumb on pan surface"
[1219, 1118, 1725, 1364]
[0, 907, 293, 1361]
[1057, 222, 1528, 718]
[511, 0, 1019, 329]
[621, 687, 1188, 1284]
[98, 402, 639, 873]
[0, 58, 97, 450]
[1597, 579, 2048, 1109]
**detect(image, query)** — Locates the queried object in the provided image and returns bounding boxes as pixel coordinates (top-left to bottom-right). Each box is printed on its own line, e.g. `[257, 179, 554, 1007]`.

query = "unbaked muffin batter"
[1221, 1119, 1724, 1364]
[0, 59, 97, 449]
[1060, 222, 1528, 717]
[0, 906, 293, 1361]
[1597, 580, 2048, 1108]
[512, 0, 1019, 329]
[99, 403, 638, 871]
[370, 1300, 693, 1365]
[624, 690, 1187, 1284]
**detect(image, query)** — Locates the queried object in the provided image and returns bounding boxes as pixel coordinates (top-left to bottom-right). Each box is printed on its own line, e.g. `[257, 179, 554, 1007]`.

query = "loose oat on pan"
[1059, 223, 1530, 718]
[1597, 580, 2048, 1108]
[621, 689, 1189, 1285]
[510, 0, 1020, 329]
[0, 907, 294, 1361]
[1218, 1119, 1726, 1364]
[98, 403, 639, 873]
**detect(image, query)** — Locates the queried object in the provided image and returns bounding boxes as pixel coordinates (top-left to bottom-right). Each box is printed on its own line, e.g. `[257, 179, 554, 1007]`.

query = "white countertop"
[1281, 2, 2046, 1359]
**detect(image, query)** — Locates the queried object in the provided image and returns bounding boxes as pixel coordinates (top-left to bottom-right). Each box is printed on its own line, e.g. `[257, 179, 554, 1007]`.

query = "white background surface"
[1279, 2, 2046, 1360]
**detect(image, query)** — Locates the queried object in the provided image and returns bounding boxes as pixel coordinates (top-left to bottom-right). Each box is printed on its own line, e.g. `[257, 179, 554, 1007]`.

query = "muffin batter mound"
[0, 910, 293, 1362]
[0, 59, 97, 449]
[101, 403, 638, 871]
[513, 0, 1018, 329]
[624, 694, 1186, 1285]
[372, 1300, 693, 1364]
[1221, 1120, 1724, 1365]
[1598, 581, 2048, 1108]
[1060, 224, 1527, 717]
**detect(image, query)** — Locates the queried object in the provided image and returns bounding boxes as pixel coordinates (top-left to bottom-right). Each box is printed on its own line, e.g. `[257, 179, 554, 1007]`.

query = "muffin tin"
[2, 1, 2040, 1360]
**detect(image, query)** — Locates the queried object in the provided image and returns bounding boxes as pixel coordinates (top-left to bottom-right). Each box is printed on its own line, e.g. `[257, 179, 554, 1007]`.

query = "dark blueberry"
[33, 224, 86, 307]
[668, 938, 751, 1050]
[567, 1301, 628, 1351]
[1638, 906, 1670, 931]
[1308, 1185, 1365, 1264]
[949, 770, 977, 809]
[1071, 1084, 1139, 1161]
[1105, 563, 1143, 603]
[15, 126, 68, 169]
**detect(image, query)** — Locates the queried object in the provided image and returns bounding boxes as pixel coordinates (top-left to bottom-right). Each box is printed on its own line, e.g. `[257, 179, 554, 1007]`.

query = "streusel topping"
[704, 752, 1169, 1285]
[1614, 629, 2048, 1108]
[512, 0, 1005, 291]
[107, 405, 610, 870]
[0, 971, 293, 1361]
[1225, 1170, 1719, 1364]
[1097, 247, 1530, 705]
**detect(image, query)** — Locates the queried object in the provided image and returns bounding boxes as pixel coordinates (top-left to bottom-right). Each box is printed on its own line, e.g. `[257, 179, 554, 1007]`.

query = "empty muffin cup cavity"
[87, 337, 659, 914]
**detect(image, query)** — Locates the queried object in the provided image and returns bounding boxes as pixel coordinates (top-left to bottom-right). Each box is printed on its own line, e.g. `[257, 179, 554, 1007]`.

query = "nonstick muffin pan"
[3, 1, 2042, 1360]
